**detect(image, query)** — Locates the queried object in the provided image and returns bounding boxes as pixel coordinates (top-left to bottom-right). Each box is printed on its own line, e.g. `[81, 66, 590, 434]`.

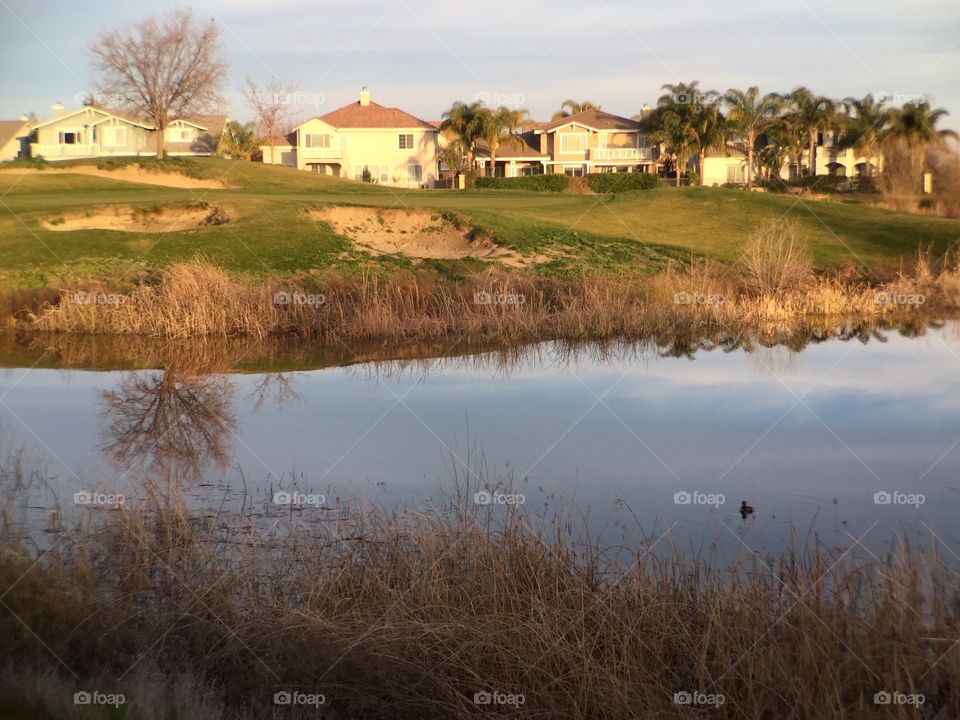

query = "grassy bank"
[3, 159, 960, 288]
[1, 473, 957, 719]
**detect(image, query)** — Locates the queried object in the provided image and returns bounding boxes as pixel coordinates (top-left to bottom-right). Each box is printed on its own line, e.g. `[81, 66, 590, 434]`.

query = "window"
[518, 165, 542, 176]
[103, 127, 127, 147]
[406, 164, 422, 184]
[726, 165, 745, 183]
[305, 133, 332, 149]
[563, 165, 585, 177]
[398, 133, 414, 150]
[58, 131, 79, 145]
[559, 133, 587, 154]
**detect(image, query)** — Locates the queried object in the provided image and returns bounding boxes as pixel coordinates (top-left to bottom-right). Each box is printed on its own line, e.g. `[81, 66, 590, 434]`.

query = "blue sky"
[1, 0, 957, 128]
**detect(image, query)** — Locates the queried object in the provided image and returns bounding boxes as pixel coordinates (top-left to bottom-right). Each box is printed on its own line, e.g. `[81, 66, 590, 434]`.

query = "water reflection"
[100, 370, 237, 479]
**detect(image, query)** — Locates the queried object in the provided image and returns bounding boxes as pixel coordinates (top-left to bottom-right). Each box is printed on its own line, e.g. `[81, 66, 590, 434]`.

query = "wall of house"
[295, 119, 438, 187]
[702, 156, 747, 186]
[260, 146, 296, 167]
[0, 136, 23, 162]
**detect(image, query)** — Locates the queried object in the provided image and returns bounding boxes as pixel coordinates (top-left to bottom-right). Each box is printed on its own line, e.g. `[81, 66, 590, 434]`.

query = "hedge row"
[586, 172, 661, 193]
[474, 175, 571, 192]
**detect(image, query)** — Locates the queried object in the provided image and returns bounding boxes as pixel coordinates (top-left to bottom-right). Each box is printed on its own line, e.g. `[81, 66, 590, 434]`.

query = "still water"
[2, 322, 959, 558]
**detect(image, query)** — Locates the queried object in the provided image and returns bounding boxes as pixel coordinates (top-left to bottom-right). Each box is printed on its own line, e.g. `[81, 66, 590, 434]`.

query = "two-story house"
[282, 89, 439, 188]
[535, 109, 658, 176]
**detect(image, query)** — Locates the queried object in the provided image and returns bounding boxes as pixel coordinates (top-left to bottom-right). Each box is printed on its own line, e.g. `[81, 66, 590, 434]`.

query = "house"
[257, 133, 297, 167]
[28, 103, 155, 160]
[24, 103, 228, 161]
[534, 109, 659, 176]
[162, 115, 229, 157]
[473, 131, 548, 177]
[0, 119, 29, 162]
[269, 88, 439, 188]
[700, 141, 750, 186]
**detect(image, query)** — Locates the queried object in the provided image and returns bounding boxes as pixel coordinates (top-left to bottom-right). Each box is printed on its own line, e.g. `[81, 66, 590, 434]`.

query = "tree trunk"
[746, 131, 755, 189]
[489, 148, 497, 178]
[156, 122, 165, 160]
[698, 150, 705, 185]
[675, 156, 681, 187]
[808, 131, 816, 178]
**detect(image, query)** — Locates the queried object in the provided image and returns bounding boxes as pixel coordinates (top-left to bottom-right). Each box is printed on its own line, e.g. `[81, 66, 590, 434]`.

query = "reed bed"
[19, 250, 960, 343]
[1, 472, 958, 719]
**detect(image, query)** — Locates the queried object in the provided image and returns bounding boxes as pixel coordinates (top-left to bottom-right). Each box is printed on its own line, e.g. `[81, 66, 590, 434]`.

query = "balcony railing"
[30, 143, 97, 158]
[591, 147, 650, 162]
[299, 140, 344, 159]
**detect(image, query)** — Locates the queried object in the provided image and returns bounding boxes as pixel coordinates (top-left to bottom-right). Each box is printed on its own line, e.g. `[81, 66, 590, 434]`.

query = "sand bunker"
[0, 164, 230, 189]
[43, 204, 230, 233]
[311, 206, 544, 266]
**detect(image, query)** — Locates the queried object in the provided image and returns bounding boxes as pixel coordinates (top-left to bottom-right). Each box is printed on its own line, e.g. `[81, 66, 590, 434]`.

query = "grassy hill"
[1, 157, 958, 288]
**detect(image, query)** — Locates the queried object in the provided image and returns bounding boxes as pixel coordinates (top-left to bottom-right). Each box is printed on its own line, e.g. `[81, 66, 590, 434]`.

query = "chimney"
[51, 102, 64, 118]
[359, 87, 370, 107]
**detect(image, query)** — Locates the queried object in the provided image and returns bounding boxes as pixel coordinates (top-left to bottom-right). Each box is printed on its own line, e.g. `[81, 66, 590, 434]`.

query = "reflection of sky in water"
[2, 324, 959, 557]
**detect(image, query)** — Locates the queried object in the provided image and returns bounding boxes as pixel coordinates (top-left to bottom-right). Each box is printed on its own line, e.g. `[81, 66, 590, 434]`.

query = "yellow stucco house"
[535, 109, 658, 176]
[271, 89, 439, 188]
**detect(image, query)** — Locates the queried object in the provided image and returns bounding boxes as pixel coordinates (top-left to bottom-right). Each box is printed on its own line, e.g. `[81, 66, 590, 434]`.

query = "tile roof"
[545, 109, 641, 132]
[0, 120, 28, 148]
[259, 132, 297, 147]
[316, 100, 435, 130]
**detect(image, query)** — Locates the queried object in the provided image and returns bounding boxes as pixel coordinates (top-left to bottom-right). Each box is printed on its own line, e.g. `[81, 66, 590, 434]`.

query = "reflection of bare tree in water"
[101, 371, 237, 479]
[249, 373, 300, 411]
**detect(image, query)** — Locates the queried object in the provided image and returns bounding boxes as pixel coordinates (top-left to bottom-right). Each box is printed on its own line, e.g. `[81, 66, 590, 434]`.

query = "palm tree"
[724, 87, 780, 188]
[440, 101, 488, 174]
[551, 99, 597, 121]
[787, 87, 835, 177]
[649, 81, 718, 186]
[482, 106, 528, 177]
[883, 102, 959, 179]
[837, 95, 890, 177]
[687, 104, 727, 184]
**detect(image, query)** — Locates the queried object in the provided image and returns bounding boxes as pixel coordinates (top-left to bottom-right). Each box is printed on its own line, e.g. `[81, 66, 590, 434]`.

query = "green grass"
[1, 158, 958, 287]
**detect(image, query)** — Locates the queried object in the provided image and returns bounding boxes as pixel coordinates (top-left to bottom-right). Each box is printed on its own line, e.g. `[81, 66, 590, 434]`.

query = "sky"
[1, 0, 958, 129]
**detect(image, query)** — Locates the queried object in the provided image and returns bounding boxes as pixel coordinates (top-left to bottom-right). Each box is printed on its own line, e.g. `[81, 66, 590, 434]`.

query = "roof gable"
[545, 109, 641, 133]
[0, 120, 28, 147]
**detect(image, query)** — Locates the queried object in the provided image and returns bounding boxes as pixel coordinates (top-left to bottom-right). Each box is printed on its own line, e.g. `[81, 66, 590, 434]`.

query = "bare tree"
[90, 9, 227, 159]
[243, 76, 296, 164]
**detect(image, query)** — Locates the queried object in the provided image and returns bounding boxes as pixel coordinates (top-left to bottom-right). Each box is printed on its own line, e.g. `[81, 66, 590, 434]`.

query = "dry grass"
[1, 467, 957, 719]
[18, 243, 960, 343]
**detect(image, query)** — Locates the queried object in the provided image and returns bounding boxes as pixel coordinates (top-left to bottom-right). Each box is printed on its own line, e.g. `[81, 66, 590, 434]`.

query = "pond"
[1, 320, 958, 559]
